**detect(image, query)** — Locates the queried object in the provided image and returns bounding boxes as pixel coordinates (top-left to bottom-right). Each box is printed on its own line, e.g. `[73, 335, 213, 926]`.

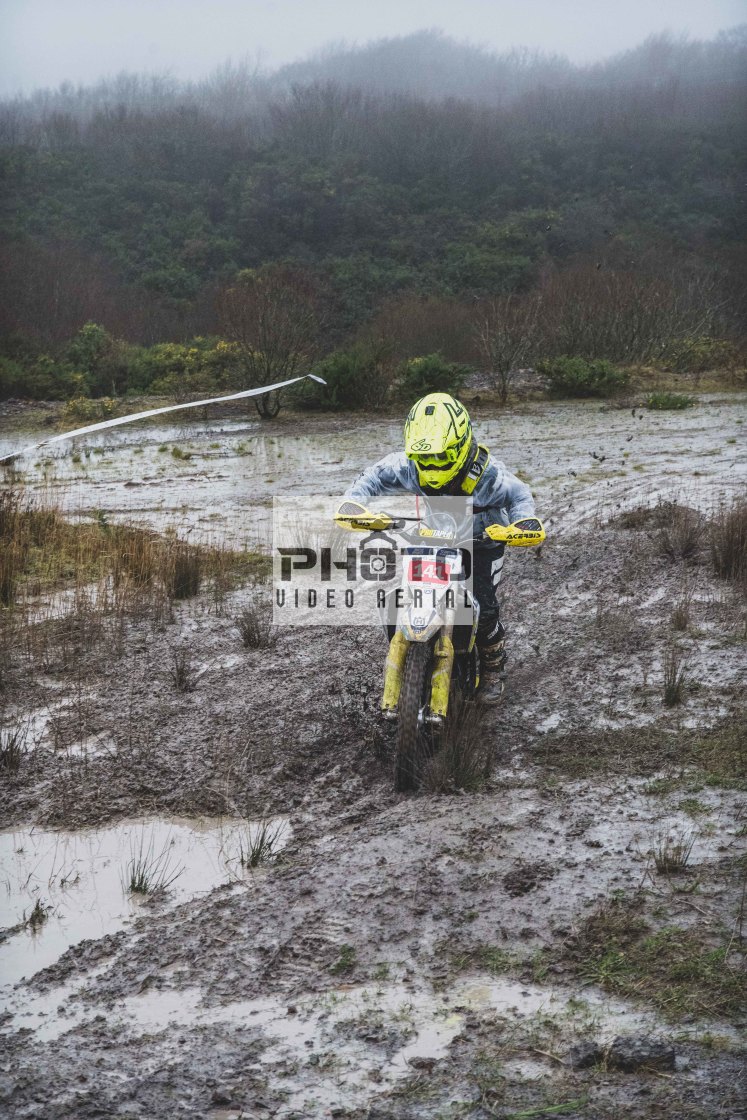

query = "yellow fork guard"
[382, 631, 409, 713]
[430, 634, 455, 719]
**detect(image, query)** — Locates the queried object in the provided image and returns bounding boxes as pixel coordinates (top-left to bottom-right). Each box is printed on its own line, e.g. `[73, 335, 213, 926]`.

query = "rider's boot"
[479, 621, 507, 676]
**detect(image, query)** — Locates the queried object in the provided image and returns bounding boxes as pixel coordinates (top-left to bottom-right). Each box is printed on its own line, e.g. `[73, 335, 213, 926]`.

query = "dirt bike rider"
[337, 392, 539, 673]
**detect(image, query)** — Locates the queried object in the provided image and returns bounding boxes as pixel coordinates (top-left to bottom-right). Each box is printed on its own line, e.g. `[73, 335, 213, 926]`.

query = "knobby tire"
[395, 642, 432, 793]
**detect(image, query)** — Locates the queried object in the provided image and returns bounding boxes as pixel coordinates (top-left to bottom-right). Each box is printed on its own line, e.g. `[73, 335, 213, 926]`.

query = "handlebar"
[335, 501, 545, 548]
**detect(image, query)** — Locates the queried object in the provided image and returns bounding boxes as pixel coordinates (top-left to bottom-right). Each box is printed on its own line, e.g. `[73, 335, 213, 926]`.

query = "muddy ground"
[1, 393, 746, 1119]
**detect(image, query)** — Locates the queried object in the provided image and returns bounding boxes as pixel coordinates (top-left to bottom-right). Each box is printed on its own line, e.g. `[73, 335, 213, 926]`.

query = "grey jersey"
[345, 451, 535, 542]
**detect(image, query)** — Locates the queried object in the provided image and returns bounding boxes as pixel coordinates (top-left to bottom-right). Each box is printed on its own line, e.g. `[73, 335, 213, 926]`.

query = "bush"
[0, 354, 79, 400]
[662, 336, 740, 374]
[398, 353, 472, 399]
[308, 344, 395, 411]
[61, 396, 117, 425]
[139, 338, 238, 400]
[646, 392, 696, 411]
[0, 357, 26, 398]
[538, 355, 628, 397]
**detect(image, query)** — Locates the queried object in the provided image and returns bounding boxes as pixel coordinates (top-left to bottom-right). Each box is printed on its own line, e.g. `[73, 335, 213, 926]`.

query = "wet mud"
[1, 394, 746, 1118]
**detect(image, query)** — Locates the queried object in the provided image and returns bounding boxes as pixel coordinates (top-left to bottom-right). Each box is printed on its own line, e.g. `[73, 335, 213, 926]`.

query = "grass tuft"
[124, 833, 184, 895]
[709, 497, 747, 587]
[169, 647, 198, 692]
[166, 542, 202, 600]
[657, 503, 703, 563]
[25, 897, 51, 931]
[671, 580, 693, 631]
[662, 646, 687, 707]
[0, 724, 27, 774]
[238, 818, 284, 868]
[236, 601, 277, 649]
[652, 827, 696, 873]
[423, 697, 493, 793]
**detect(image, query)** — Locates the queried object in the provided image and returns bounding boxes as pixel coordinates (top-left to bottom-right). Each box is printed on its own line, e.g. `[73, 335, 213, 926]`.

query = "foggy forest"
[0, 28, 745, 400]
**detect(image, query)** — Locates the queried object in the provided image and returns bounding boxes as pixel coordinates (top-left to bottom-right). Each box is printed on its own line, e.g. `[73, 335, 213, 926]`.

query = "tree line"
[0, 29, 744, 400]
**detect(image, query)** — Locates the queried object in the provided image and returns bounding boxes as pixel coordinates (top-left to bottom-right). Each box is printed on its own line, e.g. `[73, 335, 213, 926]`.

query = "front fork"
[428, 634, 455, 722]
[381, 631, 409, 718]
[381, 615, 455, 722]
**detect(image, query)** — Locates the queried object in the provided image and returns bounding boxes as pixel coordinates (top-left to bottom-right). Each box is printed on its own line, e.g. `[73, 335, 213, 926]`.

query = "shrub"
[646, 391, 696, 410]
[709, 498, 747, 586]
[0, 354, 79, 400]
[236, 601, 276, 648]
[308, 344, 395, 411]
[165, 544, 202, 600]
[662, 336, 740, 374]
[61, 395, 117, 425]
[0, 356, 26, 398]
[144, 337, 237, 400]
[538, 355, 628, 397]
[657, 503, 704, 562]
[398, 352, 472, 398]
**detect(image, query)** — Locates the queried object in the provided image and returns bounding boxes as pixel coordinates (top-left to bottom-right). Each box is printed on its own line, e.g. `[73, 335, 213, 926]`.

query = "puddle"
[2, 396, 744, 548]
[4, 969, 733, 1116]
[0, 815, 290, 987]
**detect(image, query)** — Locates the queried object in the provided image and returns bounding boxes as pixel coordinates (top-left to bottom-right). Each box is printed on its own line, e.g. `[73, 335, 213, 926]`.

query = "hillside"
[0, 28, 745, 386]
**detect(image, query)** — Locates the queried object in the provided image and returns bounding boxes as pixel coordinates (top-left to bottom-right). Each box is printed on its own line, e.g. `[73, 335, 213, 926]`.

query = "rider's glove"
[335, 500, 393, 533]
[485, 517, 546, 546]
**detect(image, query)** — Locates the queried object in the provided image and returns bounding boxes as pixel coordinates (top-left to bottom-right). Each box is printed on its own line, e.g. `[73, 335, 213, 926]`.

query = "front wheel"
[395, 642, 433, 792]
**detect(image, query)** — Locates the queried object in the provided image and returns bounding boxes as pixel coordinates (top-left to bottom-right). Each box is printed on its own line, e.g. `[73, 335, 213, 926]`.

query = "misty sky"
[1, 0, 744, 96]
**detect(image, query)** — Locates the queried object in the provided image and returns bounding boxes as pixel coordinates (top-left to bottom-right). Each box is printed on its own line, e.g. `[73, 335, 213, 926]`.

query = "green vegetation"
[0, 31, 743, 401]
[125, 834, 184, 895]
[646, 391, 696, 410]
[308, 343, 395, 410]
[453, 944, 520, 975]
[662, 336, 741, 374]
[330, 943, 358, 974]
[238, 818, 285, 868]
[25, 898, 51, 931]
[507, 1103, 589, 1119]
[534, 717, 747, 789]
[398, 352, 472, 399]
[572, 896, 746, 1021]
[0, 486, 267, 612]
[538, 356, 628, 397]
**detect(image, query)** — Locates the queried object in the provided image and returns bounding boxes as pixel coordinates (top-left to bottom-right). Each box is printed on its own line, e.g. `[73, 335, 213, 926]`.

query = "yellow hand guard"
[335, 500, 393, 533]
[485, 517, 546, 546]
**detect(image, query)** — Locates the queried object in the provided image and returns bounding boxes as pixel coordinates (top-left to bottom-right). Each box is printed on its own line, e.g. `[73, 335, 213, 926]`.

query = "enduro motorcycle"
[336, 501, 545, 791]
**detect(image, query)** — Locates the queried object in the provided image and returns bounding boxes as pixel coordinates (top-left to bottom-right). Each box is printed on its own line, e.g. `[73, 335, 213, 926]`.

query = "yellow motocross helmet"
[404, 393, 473, 492]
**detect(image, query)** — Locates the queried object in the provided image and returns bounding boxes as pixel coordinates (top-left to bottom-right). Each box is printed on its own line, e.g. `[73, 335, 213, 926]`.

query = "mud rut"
[0, 395, 745, 1119]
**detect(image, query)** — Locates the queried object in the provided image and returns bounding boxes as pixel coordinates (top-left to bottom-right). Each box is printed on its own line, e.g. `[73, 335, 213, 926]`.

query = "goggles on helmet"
[408, 448, 460, 467]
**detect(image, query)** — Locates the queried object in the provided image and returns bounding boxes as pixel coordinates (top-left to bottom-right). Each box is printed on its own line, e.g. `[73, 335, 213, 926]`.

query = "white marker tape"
[0, 374, 327, 464]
